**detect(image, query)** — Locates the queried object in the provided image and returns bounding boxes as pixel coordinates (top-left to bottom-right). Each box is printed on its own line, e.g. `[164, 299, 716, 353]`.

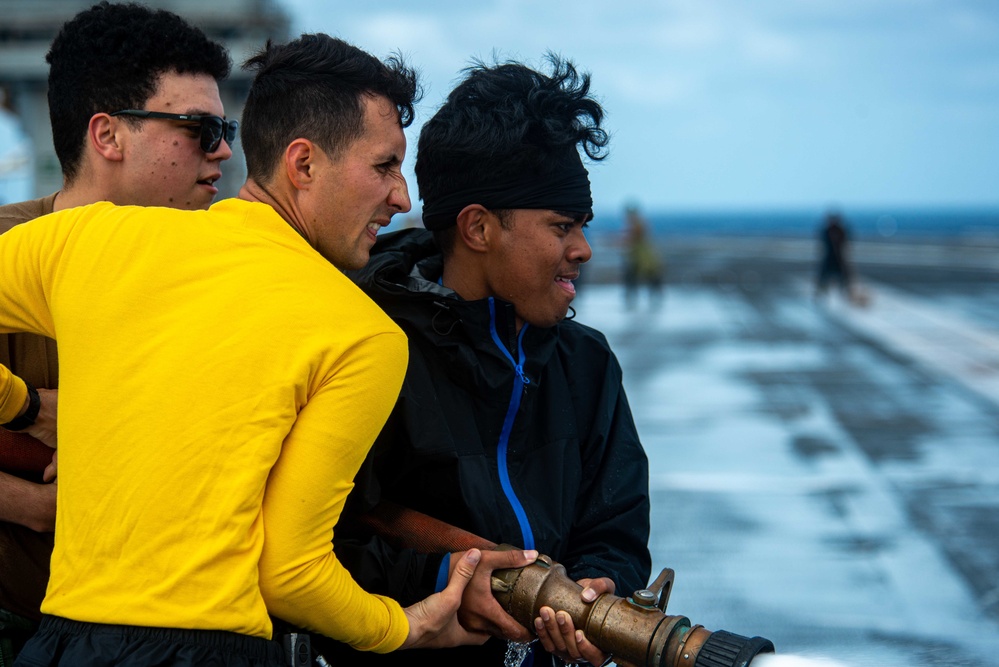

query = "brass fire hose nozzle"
[491, 550, 774, 667]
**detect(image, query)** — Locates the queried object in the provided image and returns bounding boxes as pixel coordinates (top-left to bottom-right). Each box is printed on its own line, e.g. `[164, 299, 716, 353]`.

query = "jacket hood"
[350, 228, 449, 301]
[348, 228, 558, 394]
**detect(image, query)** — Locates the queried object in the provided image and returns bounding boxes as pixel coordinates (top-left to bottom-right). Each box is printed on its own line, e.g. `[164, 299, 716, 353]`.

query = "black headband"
[421, 148, 593, 231]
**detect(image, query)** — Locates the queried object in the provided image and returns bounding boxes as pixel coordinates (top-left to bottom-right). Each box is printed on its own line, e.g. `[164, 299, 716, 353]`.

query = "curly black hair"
[415, 54, 608, 221]
[46, 1, 230, 183]
[240, 34, 421, 184]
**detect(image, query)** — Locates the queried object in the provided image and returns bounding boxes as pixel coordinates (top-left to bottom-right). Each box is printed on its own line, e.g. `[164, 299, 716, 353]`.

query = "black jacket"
[322, 228, 651, 665]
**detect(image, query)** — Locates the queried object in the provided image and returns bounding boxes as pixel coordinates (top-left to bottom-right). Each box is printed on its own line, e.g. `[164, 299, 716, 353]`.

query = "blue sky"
[277, 0, 999, 214]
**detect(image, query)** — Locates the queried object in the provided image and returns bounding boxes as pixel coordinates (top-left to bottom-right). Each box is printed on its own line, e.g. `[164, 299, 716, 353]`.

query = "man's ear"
[455, 204, 493, 254]
[284, 139, 317, 190]
[88, 114, 124, 162]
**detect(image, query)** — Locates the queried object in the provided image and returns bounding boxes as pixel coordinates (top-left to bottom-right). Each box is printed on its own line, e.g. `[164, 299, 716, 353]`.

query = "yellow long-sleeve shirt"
[0, 199, 409, 651]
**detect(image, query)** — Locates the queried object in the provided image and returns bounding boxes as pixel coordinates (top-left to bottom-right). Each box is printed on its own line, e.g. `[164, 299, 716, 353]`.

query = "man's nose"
[389, 177, 412, 214]
[209, 137, 233, 161]
[570, 228, 592, 263]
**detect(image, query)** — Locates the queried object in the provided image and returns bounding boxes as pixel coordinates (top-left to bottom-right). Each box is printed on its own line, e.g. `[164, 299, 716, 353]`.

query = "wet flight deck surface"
[572, 241, 999, 667]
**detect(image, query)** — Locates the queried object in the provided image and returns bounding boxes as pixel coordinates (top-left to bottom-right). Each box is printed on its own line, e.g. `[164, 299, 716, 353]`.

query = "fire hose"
[359, 502, 775, 667]
[0, 429, 52, 476]
[0, 435, 776, 666]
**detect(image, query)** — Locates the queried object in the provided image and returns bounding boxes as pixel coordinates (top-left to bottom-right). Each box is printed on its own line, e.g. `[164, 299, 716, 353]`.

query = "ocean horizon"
[589, 207, 999, 242]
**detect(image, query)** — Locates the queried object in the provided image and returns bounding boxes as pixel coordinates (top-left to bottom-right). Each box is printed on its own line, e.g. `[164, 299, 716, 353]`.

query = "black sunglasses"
[110, 110, 238, 153]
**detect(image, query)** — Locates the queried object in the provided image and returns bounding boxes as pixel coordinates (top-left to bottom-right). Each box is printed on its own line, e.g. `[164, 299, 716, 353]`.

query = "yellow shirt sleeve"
[0, 215, 61, 422]
[0, 367, 28, 425]
[259, 330, 410, 652]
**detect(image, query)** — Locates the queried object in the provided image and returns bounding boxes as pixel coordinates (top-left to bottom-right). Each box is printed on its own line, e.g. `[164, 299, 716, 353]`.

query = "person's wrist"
[1, 382, 41, 431]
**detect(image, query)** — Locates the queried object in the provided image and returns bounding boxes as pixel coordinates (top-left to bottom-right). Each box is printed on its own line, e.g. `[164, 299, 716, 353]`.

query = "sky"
[276, 0, 999, 215]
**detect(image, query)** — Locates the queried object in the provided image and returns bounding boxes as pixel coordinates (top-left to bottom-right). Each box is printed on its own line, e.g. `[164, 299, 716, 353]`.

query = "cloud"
[739, 28, 800, 66]
[275, 0, 999, 208]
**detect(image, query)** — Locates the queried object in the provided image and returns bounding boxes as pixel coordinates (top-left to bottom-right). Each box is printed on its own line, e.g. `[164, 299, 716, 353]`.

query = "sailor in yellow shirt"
[0, 34, 536, 667]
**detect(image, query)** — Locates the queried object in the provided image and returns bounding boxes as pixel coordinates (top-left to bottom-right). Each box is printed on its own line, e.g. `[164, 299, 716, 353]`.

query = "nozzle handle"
[643, 567, 675, 612]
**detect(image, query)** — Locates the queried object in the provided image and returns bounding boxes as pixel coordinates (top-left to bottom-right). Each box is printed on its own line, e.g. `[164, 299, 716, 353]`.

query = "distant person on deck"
[815, 210, 856, 302]
[622, 203, 664, 309]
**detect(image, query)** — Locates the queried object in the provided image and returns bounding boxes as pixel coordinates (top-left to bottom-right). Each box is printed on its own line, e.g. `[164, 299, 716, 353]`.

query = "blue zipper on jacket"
[487, 297, 535, 550]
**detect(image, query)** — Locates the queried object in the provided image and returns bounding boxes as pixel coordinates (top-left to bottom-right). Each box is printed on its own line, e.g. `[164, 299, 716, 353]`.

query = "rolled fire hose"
[358, 502, 775, 667]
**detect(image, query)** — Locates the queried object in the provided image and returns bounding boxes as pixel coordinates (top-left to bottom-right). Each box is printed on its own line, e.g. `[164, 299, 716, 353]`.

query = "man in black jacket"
[329, 56, 652, 666]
